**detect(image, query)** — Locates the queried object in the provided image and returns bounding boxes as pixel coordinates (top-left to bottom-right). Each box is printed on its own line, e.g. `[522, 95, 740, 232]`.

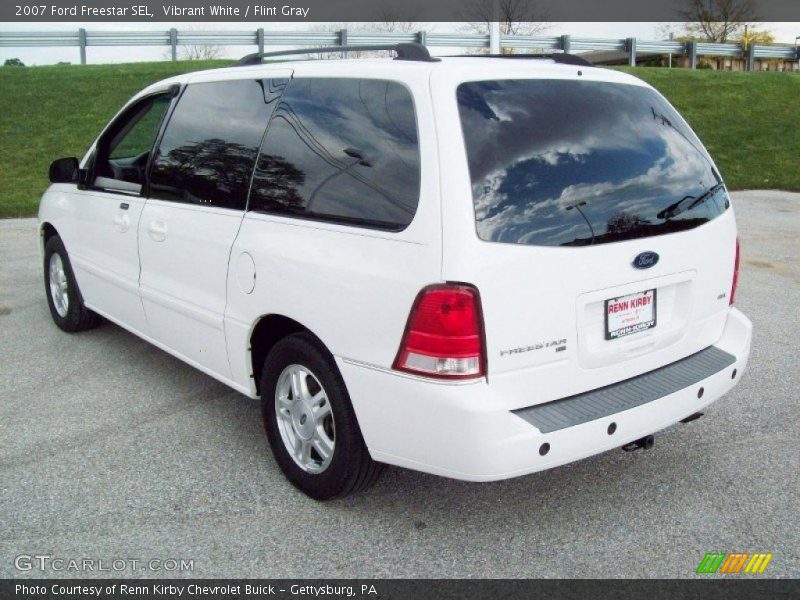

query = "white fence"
[2, 28, 799, 69]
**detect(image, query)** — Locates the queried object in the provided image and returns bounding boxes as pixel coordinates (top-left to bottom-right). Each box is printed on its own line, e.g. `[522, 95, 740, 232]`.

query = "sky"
[2, 21, 799, 65]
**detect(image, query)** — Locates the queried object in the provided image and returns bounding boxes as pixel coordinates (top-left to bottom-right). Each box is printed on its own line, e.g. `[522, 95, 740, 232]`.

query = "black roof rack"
[233, 43, 440, 66]
[456, 53, 594, 67]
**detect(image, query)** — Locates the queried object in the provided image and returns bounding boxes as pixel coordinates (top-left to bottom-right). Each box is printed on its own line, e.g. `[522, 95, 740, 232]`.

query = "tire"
[261, 332, 383, 499]
[43, 234, 101, 333]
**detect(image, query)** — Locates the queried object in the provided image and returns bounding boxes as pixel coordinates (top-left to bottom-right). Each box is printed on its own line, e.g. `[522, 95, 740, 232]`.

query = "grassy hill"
[1, 61, 798, 218]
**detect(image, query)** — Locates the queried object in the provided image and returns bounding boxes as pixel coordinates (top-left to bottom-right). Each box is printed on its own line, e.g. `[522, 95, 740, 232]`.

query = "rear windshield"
[457, 79, 729, 247]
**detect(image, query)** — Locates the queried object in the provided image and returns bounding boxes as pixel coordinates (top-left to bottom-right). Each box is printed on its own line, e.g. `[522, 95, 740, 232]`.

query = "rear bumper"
[338, 307, 752, 481]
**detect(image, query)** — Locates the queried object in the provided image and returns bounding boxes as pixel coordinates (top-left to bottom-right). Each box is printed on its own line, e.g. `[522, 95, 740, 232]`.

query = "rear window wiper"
[686, 183, 725, 212]
[656, 183, 724, 220]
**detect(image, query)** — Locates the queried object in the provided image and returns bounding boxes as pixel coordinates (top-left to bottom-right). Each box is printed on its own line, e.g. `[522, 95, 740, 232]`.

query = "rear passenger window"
[248, 78, 420, 231]
[149, 79, 285, 210]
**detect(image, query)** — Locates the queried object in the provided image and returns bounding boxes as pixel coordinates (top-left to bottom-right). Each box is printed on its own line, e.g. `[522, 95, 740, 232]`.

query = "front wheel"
[261, 333, 383, 499]
[43, 234, 100, 332]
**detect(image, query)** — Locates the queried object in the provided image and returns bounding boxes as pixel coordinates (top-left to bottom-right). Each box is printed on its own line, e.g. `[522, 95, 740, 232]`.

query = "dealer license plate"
[605, 289, 657, 340]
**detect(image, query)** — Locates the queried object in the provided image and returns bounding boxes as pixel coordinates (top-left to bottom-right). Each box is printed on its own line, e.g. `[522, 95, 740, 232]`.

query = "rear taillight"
[730, 237, 740, 305]
[393, 284, 486, 379]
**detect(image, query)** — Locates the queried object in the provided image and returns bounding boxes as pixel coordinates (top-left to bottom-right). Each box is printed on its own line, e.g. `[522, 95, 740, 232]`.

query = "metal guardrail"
[1, 29, 799, 68]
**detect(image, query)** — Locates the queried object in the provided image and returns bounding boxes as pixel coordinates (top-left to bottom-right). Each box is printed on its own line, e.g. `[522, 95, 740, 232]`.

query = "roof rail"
[456, 53, 594, 67]
[233, 43, 440, 66]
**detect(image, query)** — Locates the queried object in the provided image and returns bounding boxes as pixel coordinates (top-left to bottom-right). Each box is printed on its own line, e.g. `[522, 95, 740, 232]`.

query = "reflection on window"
[149, 79, 286, 210]
[249, 78, 420, 231]
[457, 80, 728, 247]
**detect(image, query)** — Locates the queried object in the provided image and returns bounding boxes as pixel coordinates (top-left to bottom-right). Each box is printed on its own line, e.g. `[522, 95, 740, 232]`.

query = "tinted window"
[109, 98, 170, 161]
[457, 80, 728, 247]
[149, 79, 286, 210]
[249, 78, 420, 230]
[96, 95, 171, 187]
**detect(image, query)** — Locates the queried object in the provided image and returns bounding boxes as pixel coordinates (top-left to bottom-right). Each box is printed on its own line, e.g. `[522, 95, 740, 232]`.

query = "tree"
[179, 44, 223, 61]
[677, 0, 759, 43]
[161, 27, 224, 61]
[460, 0, 549, 53]
[4, 58, 24, 67]
[606, 212, 650, 235]
[736, 26, 775, 46]
[368, 5, 426, 33]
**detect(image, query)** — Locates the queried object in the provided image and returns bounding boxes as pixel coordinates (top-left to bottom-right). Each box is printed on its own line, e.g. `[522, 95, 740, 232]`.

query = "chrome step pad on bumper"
[512, 346, 737, 434]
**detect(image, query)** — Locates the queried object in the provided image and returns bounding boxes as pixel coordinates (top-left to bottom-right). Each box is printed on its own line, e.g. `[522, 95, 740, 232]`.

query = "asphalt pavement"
[1, 190, 798, 578]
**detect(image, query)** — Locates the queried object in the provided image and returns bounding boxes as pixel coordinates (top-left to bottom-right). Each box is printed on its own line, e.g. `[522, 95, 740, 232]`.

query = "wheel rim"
[275, 364, 336, 474]
[48, 253, 69, 318]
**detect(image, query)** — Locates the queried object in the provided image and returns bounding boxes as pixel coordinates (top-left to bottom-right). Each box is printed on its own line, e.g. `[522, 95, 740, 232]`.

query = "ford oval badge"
[633, 251, 659, 269]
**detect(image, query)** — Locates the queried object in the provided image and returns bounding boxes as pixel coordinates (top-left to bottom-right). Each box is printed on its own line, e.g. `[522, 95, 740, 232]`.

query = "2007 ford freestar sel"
[38, 44, 752, 499]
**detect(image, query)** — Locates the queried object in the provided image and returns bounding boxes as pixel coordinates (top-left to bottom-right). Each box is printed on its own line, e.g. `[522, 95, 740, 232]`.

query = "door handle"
[113, 213, 130, 232]
[147, 220, 168, 242]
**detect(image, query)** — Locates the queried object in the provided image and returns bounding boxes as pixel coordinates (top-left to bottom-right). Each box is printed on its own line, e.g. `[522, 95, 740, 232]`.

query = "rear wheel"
[43, 235, 100, 332]
[261, 333, 383, 499]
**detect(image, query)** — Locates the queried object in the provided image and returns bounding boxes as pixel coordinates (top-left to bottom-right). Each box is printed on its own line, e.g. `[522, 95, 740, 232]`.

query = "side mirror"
[49, 157, 80, 184]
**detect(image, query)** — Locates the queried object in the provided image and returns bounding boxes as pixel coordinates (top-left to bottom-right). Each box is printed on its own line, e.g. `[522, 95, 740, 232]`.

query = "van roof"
[138, 55, 647, 98]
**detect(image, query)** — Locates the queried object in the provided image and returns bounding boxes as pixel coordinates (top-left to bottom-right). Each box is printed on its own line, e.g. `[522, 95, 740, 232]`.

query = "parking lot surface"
[1, 191, 798, 578]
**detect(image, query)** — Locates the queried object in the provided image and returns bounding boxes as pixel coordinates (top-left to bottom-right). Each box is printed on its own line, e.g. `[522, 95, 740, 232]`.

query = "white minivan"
[39, 44, 752, 499]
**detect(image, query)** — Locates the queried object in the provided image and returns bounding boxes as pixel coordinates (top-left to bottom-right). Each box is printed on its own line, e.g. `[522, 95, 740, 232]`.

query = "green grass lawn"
[1, 61, 798, 218]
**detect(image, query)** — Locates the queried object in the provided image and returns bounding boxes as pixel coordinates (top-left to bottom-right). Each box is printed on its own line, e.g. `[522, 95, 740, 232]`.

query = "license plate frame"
[604, 288, 657, 340]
